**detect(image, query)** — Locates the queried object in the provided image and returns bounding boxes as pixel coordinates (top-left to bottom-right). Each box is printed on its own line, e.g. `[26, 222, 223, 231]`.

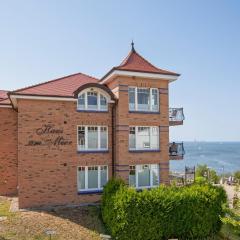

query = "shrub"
[102, 179, 227, 240]
[196, 164, 220, 184]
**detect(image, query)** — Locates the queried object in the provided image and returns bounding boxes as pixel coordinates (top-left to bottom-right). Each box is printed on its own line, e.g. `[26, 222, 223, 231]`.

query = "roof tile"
[11, 73, 98, 97]
[0, 90, 8, 100]
[116, 49, 180, 76]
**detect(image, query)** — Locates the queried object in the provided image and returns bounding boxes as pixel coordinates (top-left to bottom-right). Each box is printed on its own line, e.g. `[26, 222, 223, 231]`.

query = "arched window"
[77, 88, 108, 111]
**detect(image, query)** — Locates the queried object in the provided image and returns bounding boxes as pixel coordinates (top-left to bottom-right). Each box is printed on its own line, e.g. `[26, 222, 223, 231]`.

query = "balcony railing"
[169, 142, 185, 160]
[169, 108, 185, 125]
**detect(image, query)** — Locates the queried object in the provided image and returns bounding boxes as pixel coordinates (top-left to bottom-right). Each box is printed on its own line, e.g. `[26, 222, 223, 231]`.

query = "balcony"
[169, 142, 185, 160]
[169, 108, 185, 126]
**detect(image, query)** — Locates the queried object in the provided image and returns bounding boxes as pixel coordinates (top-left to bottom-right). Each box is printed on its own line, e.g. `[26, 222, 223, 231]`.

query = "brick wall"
[107, 76, 170, 185]
[0, 108, 18, 195]
[18, 99, 113, 208]
[5, 75, 171, 208]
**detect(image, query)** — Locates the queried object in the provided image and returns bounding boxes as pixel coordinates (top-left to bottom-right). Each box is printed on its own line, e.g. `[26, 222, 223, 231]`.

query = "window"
[77, 165, 108, 192]
[129, 164, 159, 188]
[128, 87, 159, 112]
[87, 91, 98, 110]
[77, 126, 108, 151]
[129, 165, 136, 187]
[129, 126, 159, 150]
[78, 89, 108, 111]
[137, 88, 150, 111]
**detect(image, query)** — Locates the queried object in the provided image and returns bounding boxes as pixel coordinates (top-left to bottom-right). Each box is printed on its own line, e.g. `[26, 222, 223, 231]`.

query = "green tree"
[196, 164, 220, 184]
[234, 171, 240, 182]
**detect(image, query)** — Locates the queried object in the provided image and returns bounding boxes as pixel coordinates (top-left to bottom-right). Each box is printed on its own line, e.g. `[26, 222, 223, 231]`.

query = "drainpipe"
[111, 100, 117, 178]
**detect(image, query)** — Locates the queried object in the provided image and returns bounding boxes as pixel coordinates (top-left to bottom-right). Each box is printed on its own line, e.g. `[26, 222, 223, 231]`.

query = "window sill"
[129, 149, 160, 153]
[77, 150, 109, 154]
[129, 111, 160, 114]
[78, 190, 103, 195]
[77, 110, 108, 113]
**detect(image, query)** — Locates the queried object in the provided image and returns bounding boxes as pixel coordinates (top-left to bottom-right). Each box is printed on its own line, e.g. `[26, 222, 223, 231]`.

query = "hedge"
[101, 179, 227, 240]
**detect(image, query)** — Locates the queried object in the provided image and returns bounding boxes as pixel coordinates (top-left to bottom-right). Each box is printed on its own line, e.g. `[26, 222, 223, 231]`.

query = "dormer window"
[129, 87, 159, 112]
[77, 88, 108, 111]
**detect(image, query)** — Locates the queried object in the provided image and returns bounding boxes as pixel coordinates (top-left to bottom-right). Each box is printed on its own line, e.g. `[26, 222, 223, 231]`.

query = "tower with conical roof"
[101, 43, 184, 185]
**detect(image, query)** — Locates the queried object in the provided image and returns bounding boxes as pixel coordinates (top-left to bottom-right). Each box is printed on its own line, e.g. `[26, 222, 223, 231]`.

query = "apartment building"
[0, 44, 184, 208]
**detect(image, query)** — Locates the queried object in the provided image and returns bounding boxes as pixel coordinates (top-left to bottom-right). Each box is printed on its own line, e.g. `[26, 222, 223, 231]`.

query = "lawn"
[0, 197, 239, 240]
[0, 197, 106, 240]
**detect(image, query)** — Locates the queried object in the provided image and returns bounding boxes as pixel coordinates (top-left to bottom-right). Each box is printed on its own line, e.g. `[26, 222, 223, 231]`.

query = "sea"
[170, 142, 240, 174]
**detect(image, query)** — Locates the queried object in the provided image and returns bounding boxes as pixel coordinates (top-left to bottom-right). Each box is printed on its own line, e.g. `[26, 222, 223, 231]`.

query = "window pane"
[100, 166, 107, 188]
[88, 127, 98, 149]
[137, 127, 150, 149]
[129, 127, 136, 149]
[138, 165, 150, 187]
[78, 93, 85, 110]
[151, 127, 159, 149]
[151, 164, 159, 186]
[100, 95, 107, 111]
[151, 89, 158, 111]
[129, 88, 135, 110]
[88, 166, 98, 189]
[87, 91, 98, 110]
[129, 166, 136, 187]
[78, 167, 85, 190]
[100, 127, 107, 149]
[137, 88, 150, 111]
[78, 127, 85, 149]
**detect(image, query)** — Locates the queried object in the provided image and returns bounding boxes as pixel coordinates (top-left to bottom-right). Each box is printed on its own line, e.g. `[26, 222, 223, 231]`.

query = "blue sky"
[0, 1, 240, 141]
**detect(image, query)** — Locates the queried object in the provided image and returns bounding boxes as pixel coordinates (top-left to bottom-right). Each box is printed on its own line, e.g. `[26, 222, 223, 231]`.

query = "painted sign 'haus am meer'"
[0, 43, 185, 208]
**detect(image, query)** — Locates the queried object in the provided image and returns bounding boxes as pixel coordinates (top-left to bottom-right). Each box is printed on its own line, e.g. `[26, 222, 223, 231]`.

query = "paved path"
[222, 183, 239, 208]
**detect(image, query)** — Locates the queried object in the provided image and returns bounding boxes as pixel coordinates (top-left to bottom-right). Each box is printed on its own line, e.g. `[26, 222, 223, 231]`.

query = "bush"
[196, 164, 220, 184]
[102, 179, 227, 240]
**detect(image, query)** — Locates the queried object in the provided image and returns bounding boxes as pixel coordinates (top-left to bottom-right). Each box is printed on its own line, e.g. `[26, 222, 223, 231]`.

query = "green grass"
[0, 199, 14, 218]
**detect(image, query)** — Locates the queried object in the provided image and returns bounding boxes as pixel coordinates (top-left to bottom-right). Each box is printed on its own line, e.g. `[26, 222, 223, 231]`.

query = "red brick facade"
[0, 108, 18, 195]
[0, 46, 183, 208]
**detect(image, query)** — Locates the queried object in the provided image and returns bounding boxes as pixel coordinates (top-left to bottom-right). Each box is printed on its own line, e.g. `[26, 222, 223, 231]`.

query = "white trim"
[77, 165, 108, 192]
[129, 86, 159, 112]
[77, 125, 108, 151]
[77, 88, 110, 111]
[129, 164, 160, 189]
[11, 95, 76, 101]
[129, 126, 160, 150]
[101, 70, 179, 84]
[0, 104, 12, 108]
[9, 94, 76, 109]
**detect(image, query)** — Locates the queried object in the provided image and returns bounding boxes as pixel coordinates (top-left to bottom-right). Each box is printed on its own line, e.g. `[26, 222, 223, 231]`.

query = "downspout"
[111, 100, 117, 178]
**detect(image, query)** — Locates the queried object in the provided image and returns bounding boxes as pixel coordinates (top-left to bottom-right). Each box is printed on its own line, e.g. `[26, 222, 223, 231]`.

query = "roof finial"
[131, 40, 135, 52]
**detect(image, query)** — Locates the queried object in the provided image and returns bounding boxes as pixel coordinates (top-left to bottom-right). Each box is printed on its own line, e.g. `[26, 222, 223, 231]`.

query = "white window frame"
[129, 87, 159, 112]
[77, 126, 108, 151]
[77, 88, 109, 111]
[129, 164, 159, 189]
[77, 165, 108, 192]
[129, 126, 159, 151]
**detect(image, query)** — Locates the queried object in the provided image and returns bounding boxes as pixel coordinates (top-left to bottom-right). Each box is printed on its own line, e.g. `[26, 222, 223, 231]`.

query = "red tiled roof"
[10, 73, 98, 97]
[0, 90, 11, 105]
[117, 49, 180, 76]
[0, 98, 11, 105]
[0, 90, 8, 100]
[101, 47, 180, 81]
